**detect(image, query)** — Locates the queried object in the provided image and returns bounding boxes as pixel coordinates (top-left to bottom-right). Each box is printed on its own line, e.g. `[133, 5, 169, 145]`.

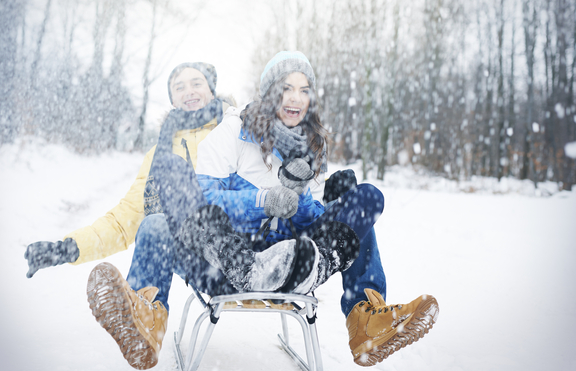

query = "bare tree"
[133, 0, 210, 151]
[507, 0, 517, 178]
[134, 0, 158, 151]
[521, 0, 539, 181]
[377, 0, 398, 180]
[551, 0, 575, 189]
[0, 0, 24, 144]
[496, 0, 506, 180]
[361, 0, 385, 180]
[30, 0, 52, 89]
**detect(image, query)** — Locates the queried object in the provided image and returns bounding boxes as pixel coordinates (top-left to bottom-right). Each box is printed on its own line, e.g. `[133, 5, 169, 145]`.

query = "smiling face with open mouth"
[170, 68, 214, 112]
[276, 72, 311, 127]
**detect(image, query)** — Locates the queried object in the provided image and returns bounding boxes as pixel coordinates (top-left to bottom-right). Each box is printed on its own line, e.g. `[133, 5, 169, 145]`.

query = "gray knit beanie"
[167, 62, 217, 104]
[259, 51, 315, 98]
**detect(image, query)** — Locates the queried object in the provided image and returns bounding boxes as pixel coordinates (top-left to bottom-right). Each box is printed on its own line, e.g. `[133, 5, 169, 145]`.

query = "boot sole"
[353, 295, 439, 366]
[86, 263, 158, 370]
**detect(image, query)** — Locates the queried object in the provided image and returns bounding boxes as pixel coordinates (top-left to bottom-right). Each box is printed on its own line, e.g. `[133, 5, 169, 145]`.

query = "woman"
[193, 51, 384, 295]
[193, 51, 439, 366]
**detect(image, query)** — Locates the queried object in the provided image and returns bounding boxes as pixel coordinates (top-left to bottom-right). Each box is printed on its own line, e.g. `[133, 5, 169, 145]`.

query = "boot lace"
[137, 292, 158, 311]
[358, 300, 402, 315]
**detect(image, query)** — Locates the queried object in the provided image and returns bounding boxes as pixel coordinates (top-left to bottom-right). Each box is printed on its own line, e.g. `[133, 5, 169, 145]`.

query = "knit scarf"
[144, 99, 223, 216]
[271, 117, 327, 173]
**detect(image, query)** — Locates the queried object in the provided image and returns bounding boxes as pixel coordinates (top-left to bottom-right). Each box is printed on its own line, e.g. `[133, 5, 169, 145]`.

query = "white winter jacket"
[196, 106, 326, 241]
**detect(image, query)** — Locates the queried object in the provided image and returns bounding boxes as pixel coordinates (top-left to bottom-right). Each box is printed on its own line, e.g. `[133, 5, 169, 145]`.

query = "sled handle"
[249, 216, 300, 249]
[288, 218, 299, 241]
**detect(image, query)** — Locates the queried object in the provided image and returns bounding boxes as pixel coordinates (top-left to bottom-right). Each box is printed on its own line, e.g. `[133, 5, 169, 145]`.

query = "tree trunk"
[377, 1, 398, 180]
[0, 0, 22, 144]
[496, 0, 506, 180]
[553, 0, 573, 189]
[134, 0, 158, 151]
[507, 0, 516, 178]
[30, 0, 52, 88]
[484, 12, 494, 178]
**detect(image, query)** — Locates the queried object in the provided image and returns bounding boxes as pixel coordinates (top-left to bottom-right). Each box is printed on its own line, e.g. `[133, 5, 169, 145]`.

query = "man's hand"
[24, 238, 80, 278]
[264, 186, 299, 219]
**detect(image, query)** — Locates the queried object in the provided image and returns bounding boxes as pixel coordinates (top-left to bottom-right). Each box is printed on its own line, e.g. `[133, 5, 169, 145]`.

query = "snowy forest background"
[1, 1, 576, 371]
[1, 0, 576, 190]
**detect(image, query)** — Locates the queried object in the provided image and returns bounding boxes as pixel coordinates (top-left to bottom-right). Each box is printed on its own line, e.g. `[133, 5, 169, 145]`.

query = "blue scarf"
[144, 99, 223, 216]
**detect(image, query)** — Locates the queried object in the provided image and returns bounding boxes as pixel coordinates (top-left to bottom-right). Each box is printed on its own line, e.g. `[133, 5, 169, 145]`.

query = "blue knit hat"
[259, 51, 315, 98]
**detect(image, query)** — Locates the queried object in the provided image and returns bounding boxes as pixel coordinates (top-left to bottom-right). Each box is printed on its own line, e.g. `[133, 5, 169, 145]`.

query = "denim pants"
[127, 187, 387, 316]
[128, 153, 387, 315]
[126, 213, 237, 312]
[302, 183, 387, 316]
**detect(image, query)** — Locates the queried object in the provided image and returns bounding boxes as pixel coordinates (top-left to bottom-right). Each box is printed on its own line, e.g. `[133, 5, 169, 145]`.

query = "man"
[24, 62, 229, 369]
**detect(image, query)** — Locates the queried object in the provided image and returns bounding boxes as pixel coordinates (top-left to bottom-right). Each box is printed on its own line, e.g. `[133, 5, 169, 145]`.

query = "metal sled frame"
[173, 287, 324, 371]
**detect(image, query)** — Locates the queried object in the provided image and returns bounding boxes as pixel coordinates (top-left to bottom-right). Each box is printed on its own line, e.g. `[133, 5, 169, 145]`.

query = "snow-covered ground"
[1, 137, 575, 371]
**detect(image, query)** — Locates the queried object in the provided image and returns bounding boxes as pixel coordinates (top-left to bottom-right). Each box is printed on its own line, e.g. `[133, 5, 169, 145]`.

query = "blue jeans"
[127, 186, 387, 317]
[126, 214, 236, 311]
[341, 227, 386, 316]
[302, 184, 387, 316]
[129, 153, 387, 315]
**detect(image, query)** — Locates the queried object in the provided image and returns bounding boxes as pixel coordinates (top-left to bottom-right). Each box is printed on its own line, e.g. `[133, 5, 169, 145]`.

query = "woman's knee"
[355, 183, 385, 215]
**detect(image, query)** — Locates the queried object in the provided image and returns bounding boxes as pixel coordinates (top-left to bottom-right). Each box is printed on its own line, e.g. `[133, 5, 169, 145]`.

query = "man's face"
[170, 68, 214, 111]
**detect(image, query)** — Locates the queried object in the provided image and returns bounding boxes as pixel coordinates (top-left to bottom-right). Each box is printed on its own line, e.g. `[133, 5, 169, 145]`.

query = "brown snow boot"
[346, 289, 439, 366]
[87, 262, 168, 370]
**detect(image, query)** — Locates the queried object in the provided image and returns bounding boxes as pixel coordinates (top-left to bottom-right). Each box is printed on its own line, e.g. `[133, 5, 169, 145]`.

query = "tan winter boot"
[346, 289, 439, 366]
[87, 262, 168, 370]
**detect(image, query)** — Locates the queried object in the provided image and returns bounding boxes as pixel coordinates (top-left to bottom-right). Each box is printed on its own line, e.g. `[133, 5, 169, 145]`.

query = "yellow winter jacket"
[66, 104, 228, 265]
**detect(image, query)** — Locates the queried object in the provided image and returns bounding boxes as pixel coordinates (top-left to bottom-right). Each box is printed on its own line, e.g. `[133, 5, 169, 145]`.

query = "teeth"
[286, 108, 300, 114]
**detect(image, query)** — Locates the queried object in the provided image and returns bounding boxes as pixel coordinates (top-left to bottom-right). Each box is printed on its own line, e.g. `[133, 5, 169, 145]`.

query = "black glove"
[24, 238, 80, 278]
[323, 169, 357, 204]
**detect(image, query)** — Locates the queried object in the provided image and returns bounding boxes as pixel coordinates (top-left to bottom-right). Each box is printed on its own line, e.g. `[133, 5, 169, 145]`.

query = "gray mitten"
[279, 157, 315, 195]
[264, 186, 299, 219]
[24, 238, 80, 278]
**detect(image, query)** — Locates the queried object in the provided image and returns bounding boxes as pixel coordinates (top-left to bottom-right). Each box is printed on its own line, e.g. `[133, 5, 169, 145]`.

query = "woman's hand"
[264, 186, 299, 219]
[279, 157, 314, 195]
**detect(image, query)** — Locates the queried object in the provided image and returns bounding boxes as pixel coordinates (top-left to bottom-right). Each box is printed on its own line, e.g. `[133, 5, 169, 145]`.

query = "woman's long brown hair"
[241, 72, 328, 178]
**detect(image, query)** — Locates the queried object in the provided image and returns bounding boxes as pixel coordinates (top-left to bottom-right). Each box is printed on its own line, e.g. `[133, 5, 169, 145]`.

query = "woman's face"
[276, 72, 311, 127]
